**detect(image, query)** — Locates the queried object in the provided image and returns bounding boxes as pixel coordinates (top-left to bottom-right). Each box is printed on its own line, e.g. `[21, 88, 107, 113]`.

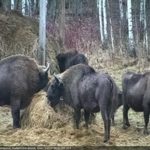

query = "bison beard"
[47, 64, 119, 142]
[0, 55, 50, 128]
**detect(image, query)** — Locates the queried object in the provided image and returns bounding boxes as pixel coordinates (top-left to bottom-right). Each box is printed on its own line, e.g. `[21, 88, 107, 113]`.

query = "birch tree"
[38, 0, 47, 65]
[27, 0, 32, 17]
[98, 0, 104, 45]
[140, 0, 144, 41]
[11, 0, 15, 10]
[119, 0, 124, 20]
[107, 0, 114, 53]
[22, 0, 26, 15]
[143, 0, 148, 54]
[119, 0, 124, 54]
[102, 0, 108, 49]
[127, 0, 136, 57]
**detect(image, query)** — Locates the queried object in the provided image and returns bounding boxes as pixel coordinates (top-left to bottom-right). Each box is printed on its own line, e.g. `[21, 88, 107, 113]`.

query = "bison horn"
[53, 72, 60, 83]
[43, 62, 50, 72]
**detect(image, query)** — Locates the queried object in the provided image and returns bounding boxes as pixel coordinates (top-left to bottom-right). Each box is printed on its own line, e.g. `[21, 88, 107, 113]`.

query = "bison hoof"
[126, 122, 130, 126]
[122, 125, 128, 130]
[13, 125, 21, 129]
[103, 139, 108, 143]
[111, 122, 115, 126]
[144, 130, 149, 135]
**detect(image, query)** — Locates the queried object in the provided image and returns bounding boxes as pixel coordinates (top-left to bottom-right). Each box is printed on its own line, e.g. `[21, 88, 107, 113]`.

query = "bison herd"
[0, 51, 149, 143]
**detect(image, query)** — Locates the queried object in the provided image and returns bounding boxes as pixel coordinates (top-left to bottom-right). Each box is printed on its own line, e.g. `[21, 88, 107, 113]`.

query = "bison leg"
[74, 108, 81, 129]
[102, 115, 111, 142]
[70, 82, 81, 129]
[123, 103, 130, 129]
[11, 97, 21, 128]
[143, 106, 149, 135]
[101, 107, 111, 142]
[84, 109, 90, 129]
[111, 113, 115, 126]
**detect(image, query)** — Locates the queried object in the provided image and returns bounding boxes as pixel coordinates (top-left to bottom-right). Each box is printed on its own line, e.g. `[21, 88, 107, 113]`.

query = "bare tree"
[140, 0, 144, 41]
[38, 0, 47, 65]
[119, 0, 124, 54]
[143, 0, 148, 55]
[59, 0, 65, 46]
[102, 0, 108, 49]
[11, 0, 15, 10]
[22, 0, 26, 15]
[107, 0, 114, 53]
[127, 0, 136, 57]
[98, 0, 104, 44]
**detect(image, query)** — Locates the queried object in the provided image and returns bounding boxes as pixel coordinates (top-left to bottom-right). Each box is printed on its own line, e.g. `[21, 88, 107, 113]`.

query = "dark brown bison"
[0, 55, 50, 128]
[47, 64, 119, 142]
[122, 71, 150, 134]
[56, 50, 88, 73]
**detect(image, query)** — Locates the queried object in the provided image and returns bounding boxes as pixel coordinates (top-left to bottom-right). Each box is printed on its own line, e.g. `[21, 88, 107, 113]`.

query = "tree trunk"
[47, 0, 56, 20]
[98, 0, 104, 44]
[59, 0, 65, 47]
[119, 0, 124, 55]
[127, 0, 136, 57]
[38, 0, 47, 65]
[102, 0, 108, 49]
[140, 0, 144, 41]
[11, 0, 15, 10]
[27, 0, 32, 17]
[22, 0, 26, 15]
[143, 0, 149, 55]
[107, 0, 114, 53]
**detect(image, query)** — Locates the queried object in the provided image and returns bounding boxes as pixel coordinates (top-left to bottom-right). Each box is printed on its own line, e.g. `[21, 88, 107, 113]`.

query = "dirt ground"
[0, 97, 149, 146]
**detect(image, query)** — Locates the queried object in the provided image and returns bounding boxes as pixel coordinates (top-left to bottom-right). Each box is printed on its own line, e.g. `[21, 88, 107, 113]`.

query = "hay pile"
[21, 90, 96, 129]
[21, 91, 75, 129]
[0, 10, 64, 74]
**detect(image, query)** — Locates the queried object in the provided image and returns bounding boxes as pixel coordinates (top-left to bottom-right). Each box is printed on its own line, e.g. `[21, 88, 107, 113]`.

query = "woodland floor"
[0, 51, 150, 148]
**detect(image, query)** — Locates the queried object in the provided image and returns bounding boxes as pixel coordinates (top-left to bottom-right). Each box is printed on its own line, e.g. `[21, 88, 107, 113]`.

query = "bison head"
[47, 73, 64, 107]
[38, 62, 50, 90]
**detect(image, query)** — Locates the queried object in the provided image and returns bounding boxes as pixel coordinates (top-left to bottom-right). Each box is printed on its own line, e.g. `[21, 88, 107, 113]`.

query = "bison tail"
[108, 77, 119, 115]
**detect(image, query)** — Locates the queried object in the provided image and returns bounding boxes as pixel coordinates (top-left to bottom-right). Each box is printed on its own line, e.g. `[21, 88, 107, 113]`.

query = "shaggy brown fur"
[0, 55, 50, 128]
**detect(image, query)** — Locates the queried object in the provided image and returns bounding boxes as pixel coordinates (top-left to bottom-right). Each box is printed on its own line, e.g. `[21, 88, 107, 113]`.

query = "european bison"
[122, 71, 150, 134]
[56, 50, 88, 73]
[0, 55, 50, 128]
[47, 64, 119, 142]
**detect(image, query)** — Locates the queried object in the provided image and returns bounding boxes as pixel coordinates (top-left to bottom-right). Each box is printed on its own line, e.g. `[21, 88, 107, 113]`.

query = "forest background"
[0, 0, 149, 60]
